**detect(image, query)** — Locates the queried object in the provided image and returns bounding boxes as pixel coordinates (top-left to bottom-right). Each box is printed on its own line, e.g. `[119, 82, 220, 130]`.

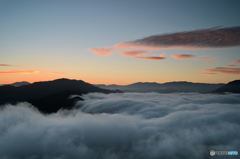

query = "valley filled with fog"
[0, 92, 240, 159]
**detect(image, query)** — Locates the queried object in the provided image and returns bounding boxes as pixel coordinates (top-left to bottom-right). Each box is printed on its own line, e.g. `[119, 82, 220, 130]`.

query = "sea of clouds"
[0, 92, 240, 159]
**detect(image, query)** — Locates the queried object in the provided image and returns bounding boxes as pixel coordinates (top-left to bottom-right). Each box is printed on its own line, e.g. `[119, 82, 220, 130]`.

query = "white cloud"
[0, 93, 240, 159]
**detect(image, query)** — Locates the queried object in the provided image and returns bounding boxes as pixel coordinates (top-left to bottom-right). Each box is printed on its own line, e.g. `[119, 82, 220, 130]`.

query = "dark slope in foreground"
[214, 80, 240, 93]
[97, 81, 224, 93]
[0, 78, 118, 113]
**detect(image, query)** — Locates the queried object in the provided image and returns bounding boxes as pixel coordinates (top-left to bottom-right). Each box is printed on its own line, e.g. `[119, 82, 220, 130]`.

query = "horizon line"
[0, 77, 235, 86]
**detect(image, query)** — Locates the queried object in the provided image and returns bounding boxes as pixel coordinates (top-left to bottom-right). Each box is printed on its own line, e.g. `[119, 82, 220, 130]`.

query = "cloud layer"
[89, 47, 112, 56]
[1, 93, 240, 159]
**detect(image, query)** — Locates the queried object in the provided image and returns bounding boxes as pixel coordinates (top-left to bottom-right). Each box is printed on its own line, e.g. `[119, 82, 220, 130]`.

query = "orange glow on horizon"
[0, 74, 232, 85]
[0, 70, 40, 74]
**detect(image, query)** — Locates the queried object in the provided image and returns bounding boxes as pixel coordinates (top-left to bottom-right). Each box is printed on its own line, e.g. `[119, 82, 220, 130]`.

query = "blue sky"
[0, 0, 240, 84]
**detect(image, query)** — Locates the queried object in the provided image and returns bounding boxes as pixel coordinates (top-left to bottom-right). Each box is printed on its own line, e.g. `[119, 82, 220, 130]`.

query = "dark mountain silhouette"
[214, 80, 240, 93]
[97, 81, 224, 93]
[0, 78, 119, 113]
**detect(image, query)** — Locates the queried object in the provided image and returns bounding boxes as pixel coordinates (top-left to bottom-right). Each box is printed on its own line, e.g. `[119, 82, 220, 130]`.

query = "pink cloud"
[121, 50, 148, 57]
[225, 64, 236, 67]
[172, 54, 195, 60]
[121, 50, 165, 60]
[233, 59, 240, 66]
[225, 59, 240, 67]
[135, 56, 165, 60]
[0, 64, 11, 67]
[235, 59, 240, 63]
[89, 47, 112, 56]
[202, 67, 240, 75]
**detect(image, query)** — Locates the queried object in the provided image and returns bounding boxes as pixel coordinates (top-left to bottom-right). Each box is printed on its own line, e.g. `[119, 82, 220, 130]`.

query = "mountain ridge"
[97, 81, 225, 93]
[1, 78, 239, 114]
[0, 78, 119, 113]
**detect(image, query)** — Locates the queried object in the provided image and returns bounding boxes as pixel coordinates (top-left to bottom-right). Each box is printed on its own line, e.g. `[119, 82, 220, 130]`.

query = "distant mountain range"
[97, 81, 225, 93]
[0, 78, 239, 113]
[0, 81, 30, 87]
[0, 78, 118, 113]
[10, 81, 31, 87]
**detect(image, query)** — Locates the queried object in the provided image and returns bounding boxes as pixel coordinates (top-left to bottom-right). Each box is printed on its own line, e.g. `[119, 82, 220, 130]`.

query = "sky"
[0, 0, 240, 84]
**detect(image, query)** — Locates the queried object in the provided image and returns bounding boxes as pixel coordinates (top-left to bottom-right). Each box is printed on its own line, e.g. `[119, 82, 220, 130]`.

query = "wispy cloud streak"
[0, 64, 11, 67]
[89, 47, 112, 56]
[226, 59, 240, 67]
[202, 67, 240, 75]
[121, 50, 165, 60]
[172, 54, 195, 59]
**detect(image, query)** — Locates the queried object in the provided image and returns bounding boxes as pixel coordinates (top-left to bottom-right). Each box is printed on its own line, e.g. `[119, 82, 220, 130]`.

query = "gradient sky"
[1, 0, 240, 84]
